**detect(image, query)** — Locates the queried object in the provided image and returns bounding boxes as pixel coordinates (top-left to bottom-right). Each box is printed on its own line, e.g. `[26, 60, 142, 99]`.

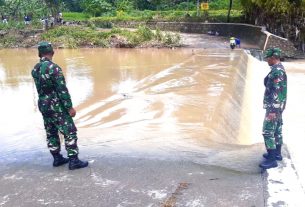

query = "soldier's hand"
[69, 108, 76, 117]
[267, 112, 276, 120]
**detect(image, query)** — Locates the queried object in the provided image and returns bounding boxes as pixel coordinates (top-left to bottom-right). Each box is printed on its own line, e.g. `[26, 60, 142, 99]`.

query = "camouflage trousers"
[262, 110, 283, 150]
[42, 112, 79, 157]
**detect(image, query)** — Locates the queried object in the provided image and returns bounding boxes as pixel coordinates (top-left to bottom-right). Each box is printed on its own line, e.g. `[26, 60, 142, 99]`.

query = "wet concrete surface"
[0, 151, 264, 207]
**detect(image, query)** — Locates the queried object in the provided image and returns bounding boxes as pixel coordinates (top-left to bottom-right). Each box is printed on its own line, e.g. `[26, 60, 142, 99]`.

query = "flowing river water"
[0, 48, 303, 175]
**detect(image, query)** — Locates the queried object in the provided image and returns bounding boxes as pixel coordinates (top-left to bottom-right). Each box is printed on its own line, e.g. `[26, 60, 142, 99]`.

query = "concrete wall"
[115, 21, 267, 49]
[153, 22, 267, 49]
[115, 21, 298, 57]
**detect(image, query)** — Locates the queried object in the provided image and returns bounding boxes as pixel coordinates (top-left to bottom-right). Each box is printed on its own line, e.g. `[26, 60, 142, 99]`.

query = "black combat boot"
[52, 153, 69, 167]
[69, 156, 89, 170]
[275, 144, 282, 161]
[262, 149, 271, 159]
[259, 149, 278, 169]
[263, 145, 282, 161]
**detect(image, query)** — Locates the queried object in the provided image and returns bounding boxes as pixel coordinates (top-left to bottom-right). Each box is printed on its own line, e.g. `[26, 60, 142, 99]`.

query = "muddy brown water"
[0, 48, 267, 172]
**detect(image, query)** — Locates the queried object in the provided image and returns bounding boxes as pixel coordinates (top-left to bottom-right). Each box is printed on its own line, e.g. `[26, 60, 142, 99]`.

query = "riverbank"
[0, 26, 182, 49]
[0, 26, 257, 52]
[2, 24, 303, 59]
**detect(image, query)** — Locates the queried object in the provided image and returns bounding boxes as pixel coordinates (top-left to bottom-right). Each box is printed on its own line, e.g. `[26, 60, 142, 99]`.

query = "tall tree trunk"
[227, 0, 232, 23]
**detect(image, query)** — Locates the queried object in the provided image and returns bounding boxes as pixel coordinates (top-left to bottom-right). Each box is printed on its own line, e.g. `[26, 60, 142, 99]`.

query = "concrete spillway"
[1, 45, 304, 206]
[0, 48, 265, 174]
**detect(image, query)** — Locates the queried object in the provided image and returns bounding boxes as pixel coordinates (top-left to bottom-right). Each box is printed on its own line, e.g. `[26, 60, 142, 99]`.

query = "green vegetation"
[0, 24, 181, 48]
[240, 0, 305, 42]
[62, 12, 90, 21]
[0, 19, 42, 30]
[89, 9, 243, 27]
[209, 0, 242, 10]
[0, 35, 17, 48]
[0, 0, 243, 22]
[38, 25, 181, 48]
[0, 0, 304, 49]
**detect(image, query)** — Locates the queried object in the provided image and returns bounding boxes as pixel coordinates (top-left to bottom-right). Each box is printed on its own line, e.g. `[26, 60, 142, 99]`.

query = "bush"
[0, 21, 26, 30]
[209, 0, 242, 10]
[62, 9, 243, 24]
[162, 32, 180, 45]
[136, 25, 153, 41]
[175, 2, 196, 11]
[155, 28, 162, 41]
[40, 26, 102, 47]
[208, 9, 243, 22]
[62, 12, 91, 21]
[0, 36, 18, 47]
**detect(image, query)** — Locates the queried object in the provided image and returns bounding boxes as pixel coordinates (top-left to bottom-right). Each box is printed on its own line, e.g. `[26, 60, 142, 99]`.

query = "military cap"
[38, 41, 54, 54]
[264, 47, 281, 58]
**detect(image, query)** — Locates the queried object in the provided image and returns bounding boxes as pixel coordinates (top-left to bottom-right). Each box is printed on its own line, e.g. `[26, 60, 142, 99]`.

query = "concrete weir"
[116, 21, 299, 58]
[4, 46, 302, 207]
[0, 48, 270, 207]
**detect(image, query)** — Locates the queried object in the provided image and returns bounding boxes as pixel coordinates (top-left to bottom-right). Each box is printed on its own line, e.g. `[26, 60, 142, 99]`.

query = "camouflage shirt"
[263, 63, 287, 113]
[32, 57, 73, 115]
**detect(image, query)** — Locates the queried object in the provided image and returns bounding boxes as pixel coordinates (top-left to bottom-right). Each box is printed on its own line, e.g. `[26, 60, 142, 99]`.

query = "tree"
[62, 0, 83, 12]
[43, 0, 62, 17]
[227, 0, 232, 22]
[114, 0, 135, 12]
[81, 0, 113, 17]
[240, 0, 305, 50]
[0, 0, 49, 19]
[133, 0, 156, 10]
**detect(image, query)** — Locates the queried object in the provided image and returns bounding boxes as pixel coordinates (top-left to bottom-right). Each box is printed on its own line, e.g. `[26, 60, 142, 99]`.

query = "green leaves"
[81, 0, 113, 17]
[114, 0, 135, 12]
[241, 0, 302, 15]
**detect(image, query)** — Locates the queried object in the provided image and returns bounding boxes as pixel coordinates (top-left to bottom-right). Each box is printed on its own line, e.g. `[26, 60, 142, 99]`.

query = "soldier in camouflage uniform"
[259, 48, 287, 169]
[32, 42, 88, 170]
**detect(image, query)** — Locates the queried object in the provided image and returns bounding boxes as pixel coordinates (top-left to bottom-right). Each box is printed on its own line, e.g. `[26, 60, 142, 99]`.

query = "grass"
[0, 19, 44, 30]
[0, 10, 243, 31]
[40, 26, 107, 48]
[0, 36, 18, 48]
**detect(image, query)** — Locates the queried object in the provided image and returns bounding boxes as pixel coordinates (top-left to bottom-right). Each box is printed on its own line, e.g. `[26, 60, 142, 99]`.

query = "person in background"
[235, 38, 241, 48]
[49, 15, 55, 27]
[31, 42, 89, 170]
[2, 15, 8, 24]
[24, 15, 31, 25]
[230, 36, 236, 49]
[57, 12, 63, 24]
[259, 48, 287, 170]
